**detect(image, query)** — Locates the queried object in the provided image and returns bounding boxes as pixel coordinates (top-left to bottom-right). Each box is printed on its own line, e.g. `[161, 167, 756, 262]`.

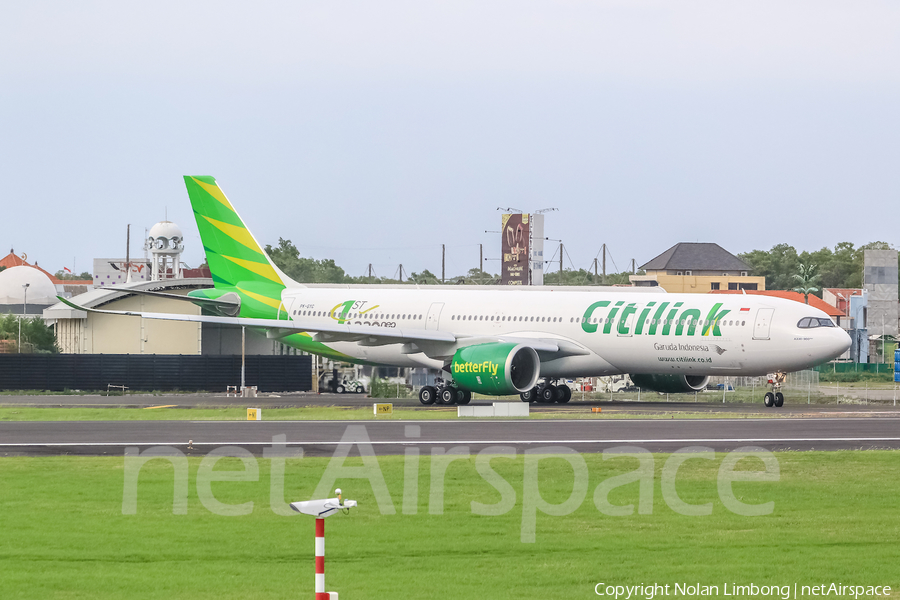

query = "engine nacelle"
[450, 343, 540, 396]
[629, 374, 710, 394]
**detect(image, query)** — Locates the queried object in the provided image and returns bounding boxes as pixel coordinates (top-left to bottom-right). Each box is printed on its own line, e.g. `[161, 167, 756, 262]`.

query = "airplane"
[60, 176, 852, 408]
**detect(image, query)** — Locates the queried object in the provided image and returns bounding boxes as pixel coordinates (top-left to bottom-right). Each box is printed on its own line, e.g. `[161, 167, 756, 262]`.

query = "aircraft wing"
[56, 296, 457, 345]
[55, 297, 586, 360]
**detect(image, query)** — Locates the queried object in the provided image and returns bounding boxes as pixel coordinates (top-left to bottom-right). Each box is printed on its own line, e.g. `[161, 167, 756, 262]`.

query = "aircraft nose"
[832, 328, 852, 357]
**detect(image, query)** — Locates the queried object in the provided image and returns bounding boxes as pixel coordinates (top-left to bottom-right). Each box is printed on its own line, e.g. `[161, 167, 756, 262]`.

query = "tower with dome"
[145, 220, 184, 281]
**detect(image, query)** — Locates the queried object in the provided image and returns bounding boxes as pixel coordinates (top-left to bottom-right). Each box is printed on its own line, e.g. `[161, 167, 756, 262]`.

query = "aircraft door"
[617, 310, 635, 337]
[279, 296, 294, 321]
[426, 302, 444, 330]
[753, 308, 775, 340]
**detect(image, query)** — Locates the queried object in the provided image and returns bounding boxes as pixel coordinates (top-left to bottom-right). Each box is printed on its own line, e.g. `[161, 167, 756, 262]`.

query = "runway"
[3, 391, 899, 415]
[2, 416, 899, 456]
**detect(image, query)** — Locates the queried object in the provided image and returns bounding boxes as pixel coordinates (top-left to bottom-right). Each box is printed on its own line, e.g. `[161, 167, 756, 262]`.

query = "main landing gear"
[418, 377, 472, 406]
[520, 380, 572, 404]
[763, 372, 786, 408]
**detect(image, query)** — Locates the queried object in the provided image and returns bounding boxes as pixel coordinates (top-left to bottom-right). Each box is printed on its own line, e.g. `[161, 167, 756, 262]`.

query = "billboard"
[92, 258, 152, 287]
[501, 213, 530, 285]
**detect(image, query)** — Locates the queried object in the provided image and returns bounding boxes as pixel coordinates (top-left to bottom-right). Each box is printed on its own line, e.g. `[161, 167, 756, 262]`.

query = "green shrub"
[369, 377, 415, 398]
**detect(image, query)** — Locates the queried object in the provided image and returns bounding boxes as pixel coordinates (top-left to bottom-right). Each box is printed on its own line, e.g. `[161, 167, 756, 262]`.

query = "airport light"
[291, 489, 357, 600]
[18, 283, 29, 353]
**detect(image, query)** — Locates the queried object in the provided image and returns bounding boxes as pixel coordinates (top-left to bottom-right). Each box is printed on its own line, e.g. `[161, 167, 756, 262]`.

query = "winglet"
[57, 296, 89, 311]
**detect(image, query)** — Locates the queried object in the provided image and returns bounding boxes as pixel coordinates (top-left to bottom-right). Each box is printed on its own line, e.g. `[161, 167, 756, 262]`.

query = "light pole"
[18, 283, 29, 353]
[16, 283, 31, 354]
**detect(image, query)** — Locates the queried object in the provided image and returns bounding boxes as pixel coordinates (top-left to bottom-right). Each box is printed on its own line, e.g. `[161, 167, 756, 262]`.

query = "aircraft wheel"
[439, 387, 457, 405]
[419, 386, 436, 405]
[557, 386, 572, 404]
[520, 388, 537, 403]
[764, 392, 775, 407]
[774, 392, 784, 407]
[539, 386, 555, 403]
[456, 390, 472, 405]
[336, 384, 345, 394]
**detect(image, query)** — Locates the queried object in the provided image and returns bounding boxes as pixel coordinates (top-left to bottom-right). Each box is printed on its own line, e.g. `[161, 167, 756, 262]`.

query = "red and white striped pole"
[291, 489, 355, 600]
[315, 518, 327, 600]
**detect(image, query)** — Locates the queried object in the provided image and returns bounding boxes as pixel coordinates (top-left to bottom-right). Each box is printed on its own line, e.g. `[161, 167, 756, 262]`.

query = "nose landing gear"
[763, 373, 786, 408]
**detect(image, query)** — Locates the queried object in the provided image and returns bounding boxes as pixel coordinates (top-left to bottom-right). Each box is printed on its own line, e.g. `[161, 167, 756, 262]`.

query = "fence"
[813, 362, 895, 374]
[0, 354, 312, 392]
[711, 370, 819, 391]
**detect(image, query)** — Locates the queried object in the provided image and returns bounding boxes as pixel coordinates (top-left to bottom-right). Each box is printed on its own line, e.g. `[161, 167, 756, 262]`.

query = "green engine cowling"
[450, 343, 540, 396]
[629, 374, 710, 394]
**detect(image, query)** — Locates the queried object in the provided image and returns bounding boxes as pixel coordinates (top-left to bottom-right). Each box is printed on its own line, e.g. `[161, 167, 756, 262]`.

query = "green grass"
[818, 372, 895, 384]
[1, 451, 898, 599]
[0, 406, 464, 421]
[0, 406, 807, 422]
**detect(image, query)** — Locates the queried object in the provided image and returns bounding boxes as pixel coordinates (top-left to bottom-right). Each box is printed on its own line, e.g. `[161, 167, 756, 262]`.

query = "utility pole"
[559, 242, 564, 285]
[631, 258, 636, 274]
[603, 244, 608, 284]
[398, 264, 404, 282]
[441, 244, 445, 283]
[479, 243, 483, 283]
[367, 263, 373, 279]
[592, 257, 599, 285]
[125, 224, 131, 284]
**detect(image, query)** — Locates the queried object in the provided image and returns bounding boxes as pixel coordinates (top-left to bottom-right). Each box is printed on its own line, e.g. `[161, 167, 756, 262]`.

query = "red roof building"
[822, 288, 863, 316]
[0, 249, 92, 285]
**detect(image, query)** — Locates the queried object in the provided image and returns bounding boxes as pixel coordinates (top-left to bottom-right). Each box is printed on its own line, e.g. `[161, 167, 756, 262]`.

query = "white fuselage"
[280, 286, 851, 378]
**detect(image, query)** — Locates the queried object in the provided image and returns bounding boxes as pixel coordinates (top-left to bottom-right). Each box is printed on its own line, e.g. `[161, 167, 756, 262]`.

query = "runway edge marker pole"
[316, 518, 328, 600]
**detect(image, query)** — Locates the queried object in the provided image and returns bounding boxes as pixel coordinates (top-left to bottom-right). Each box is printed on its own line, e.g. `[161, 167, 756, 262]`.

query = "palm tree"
[793, 263, 820, 304]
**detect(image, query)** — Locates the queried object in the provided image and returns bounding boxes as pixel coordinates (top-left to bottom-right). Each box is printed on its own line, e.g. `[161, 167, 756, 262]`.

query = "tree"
[739, 241, 900, 296]
[792, 263, 821, 304]
[408, 269, 441, 285]
[265, 238, 349, 283]
[739, 243, 800, 291]
[54, 270, 92, 280]
[0, 314, 58, 353]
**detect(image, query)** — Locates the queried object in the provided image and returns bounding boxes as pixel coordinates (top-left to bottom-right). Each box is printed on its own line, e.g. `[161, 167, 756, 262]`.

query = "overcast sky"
[2, 1, 898, 279]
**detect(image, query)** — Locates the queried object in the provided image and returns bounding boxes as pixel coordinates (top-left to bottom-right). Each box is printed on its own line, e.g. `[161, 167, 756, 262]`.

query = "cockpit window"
[797, 317, 836, 329]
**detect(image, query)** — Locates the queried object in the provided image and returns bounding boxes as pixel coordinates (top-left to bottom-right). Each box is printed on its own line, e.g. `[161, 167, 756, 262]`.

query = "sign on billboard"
[501, 213, 530, 285]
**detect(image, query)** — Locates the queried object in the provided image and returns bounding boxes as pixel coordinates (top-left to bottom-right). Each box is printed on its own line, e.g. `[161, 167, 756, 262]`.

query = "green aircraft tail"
[183, 175, 290, 288]
[184, 176, 300, 319]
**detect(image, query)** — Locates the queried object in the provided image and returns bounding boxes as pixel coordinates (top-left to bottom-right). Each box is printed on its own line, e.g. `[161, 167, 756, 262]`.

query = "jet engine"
[629, 374, 710, 394]
[449, 343, 540, 396]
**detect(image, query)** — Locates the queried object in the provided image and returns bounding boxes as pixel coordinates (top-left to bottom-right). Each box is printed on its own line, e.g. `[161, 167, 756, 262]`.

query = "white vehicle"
[63, 176, 852, 409]
[597, 375, 634, 393]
